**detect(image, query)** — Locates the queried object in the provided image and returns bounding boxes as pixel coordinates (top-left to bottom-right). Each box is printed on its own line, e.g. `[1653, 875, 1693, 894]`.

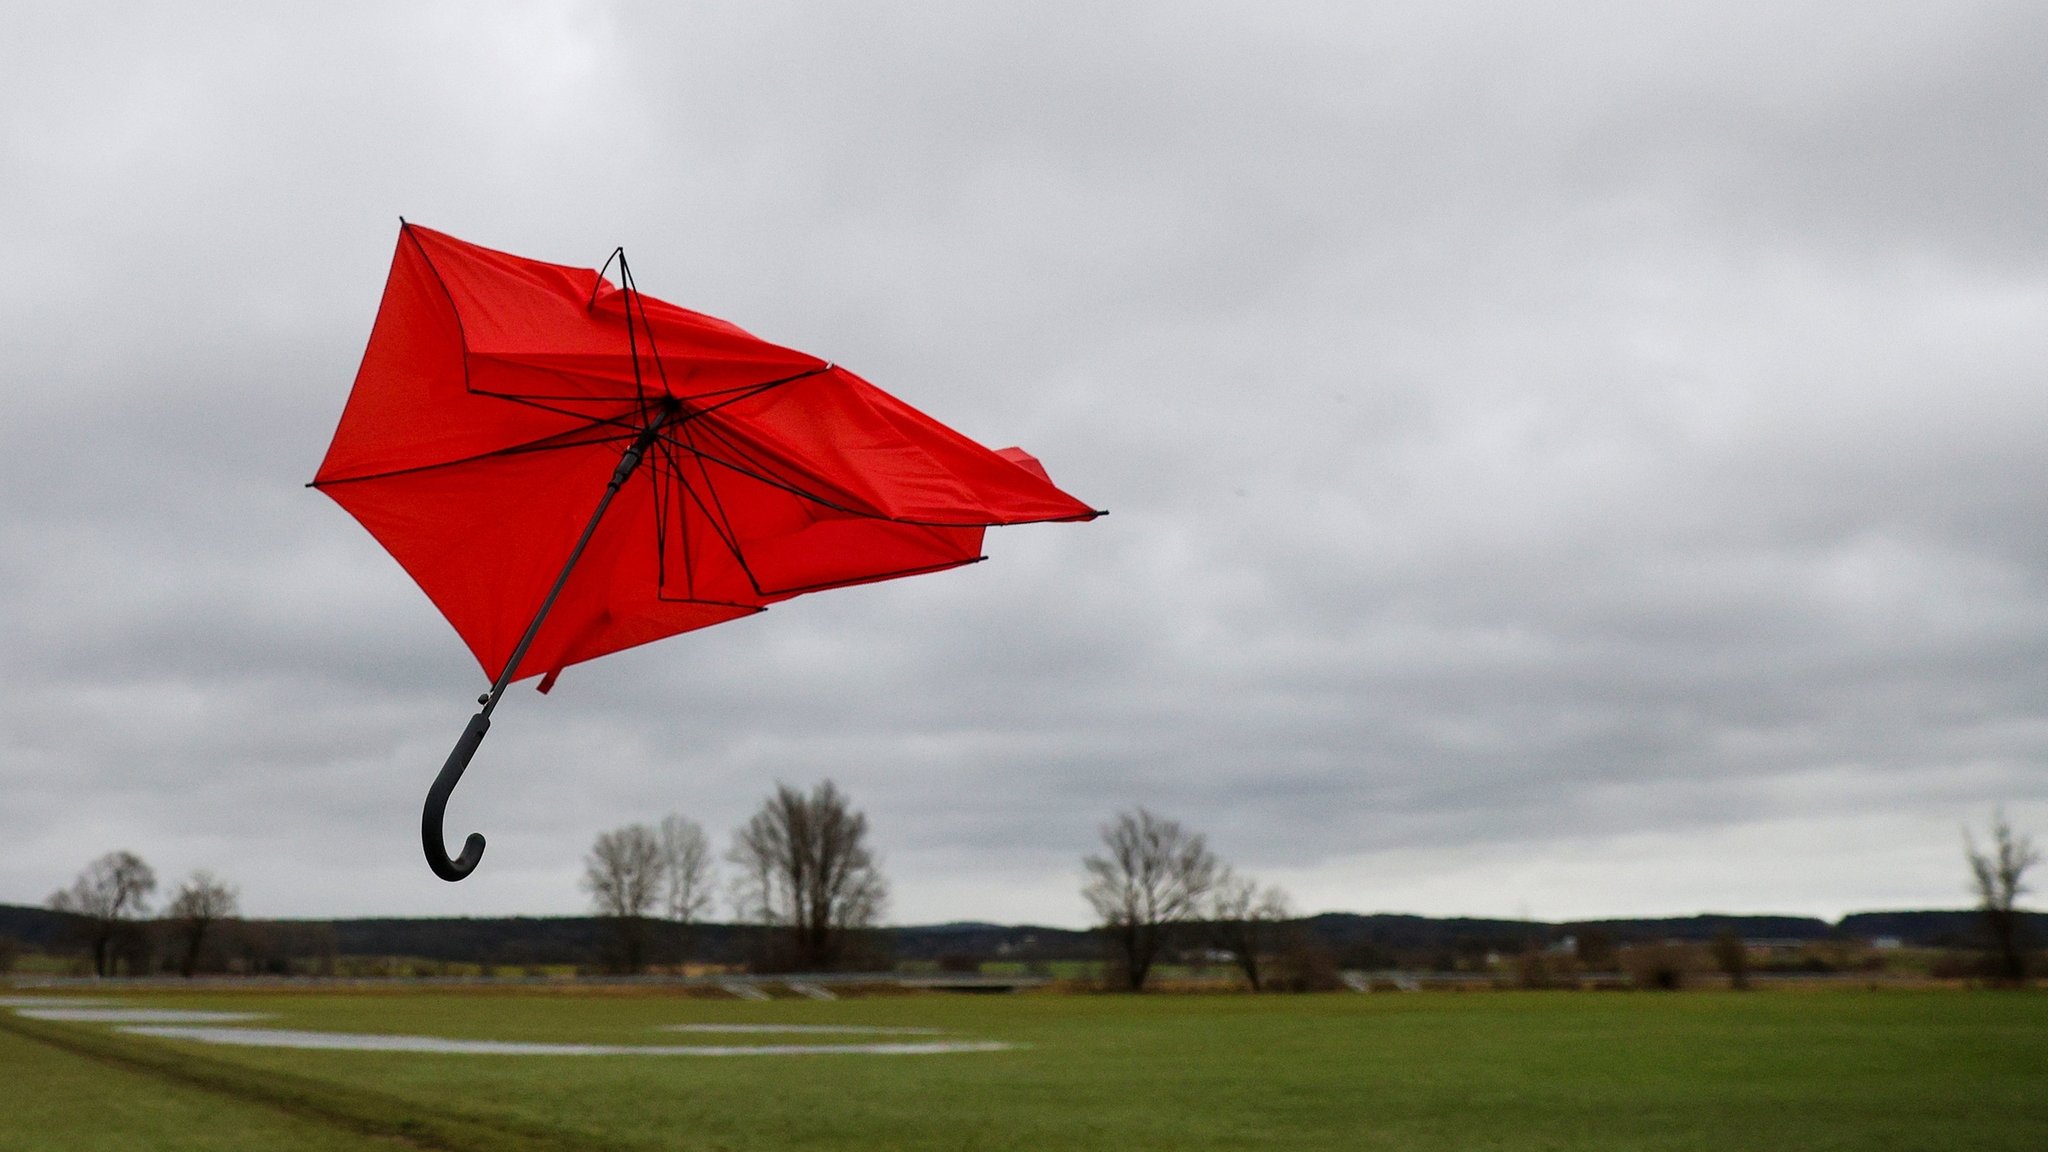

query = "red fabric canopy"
[314, 223, 1098, 687]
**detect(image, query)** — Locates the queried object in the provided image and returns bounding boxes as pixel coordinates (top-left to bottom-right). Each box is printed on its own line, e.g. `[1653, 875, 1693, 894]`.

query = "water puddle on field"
[16, 1008, 268, 1024]
[8, 1000, 1009, 1056]
[662, 1024, 947, 1035]
[117, 1025, 1011, 1056]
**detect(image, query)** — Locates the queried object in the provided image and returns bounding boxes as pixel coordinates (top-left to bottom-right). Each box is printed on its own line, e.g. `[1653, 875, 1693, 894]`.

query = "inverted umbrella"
[313, 222, 1100, 881]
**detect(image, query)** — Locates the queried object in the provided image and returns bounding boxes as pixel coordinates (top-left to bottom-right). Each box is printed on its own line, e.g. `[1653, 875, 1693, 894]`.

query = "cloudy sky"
[3, 2, 2044, 927]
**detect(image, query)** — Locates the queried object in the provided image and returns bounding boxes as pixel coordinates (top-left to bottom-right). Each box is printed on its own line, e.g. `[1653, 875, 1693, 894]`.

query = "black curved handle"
[423, 712, 490, 881]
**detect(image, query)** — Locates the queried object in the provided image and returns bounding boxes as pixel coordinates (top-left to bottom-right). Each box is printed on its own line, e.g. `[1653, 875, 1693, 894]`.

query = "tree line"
[587, 798, 2041, 989]
[21, 793, 2038, 987]
[1081, 807, 2039, 992]
[38, 854, 242, 977]
[581, 780, 888, 973]
[581, 789, 1321, 988]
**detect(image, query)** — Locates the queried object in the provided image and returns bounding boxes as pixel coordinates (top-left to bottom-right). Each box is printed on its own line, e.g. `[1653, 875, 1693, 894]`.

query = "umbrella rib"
[675, 373, 826, 403]
[316, 371, 826, 488]
[657, 425, 994, 598]
[459, 363, 825, 405]
[400, 222, 477, 400]
[460, 366, 824, 431]
[661, 422, 1009, 529]
[676, 366, 830, 417]
[678, 422, 751, 575]
[652, 433, 670, 593]
[662, 381, 883, 518]
[651, 432, 688, 600]
[462, 389, 646, 401]
[619, 252, 648, 415]
[661, 423, 1100, 526]
[660, 428, 750, 561]
[651, 592, 764, 609]
[459, 388, 658, 407]
[588, 246, 624, 310]
[476, 392, 650, 436]
[658, 428, 872, 520]
[311, 422, 644, 487]
[656, 427, 770, 598]
[655, 424, 993, 600]
[664, 437, 699, 600]
[619, 254, 677, 402]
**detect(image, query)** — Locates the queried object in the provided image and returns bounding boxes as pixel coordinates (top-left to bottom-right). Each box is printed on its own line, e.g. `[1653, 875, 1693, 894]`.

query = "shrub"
[1514, 948, 1579, 989]
[1622, 942, 1703, 990]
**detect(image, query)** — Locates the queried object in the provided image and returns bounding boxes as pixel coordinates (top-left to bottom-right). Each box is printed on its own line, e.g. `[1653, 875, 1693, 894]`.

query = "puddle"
[120, 1025, 1011, 1056]
[16, 1009, 269, 1024]
[662, 1024, 945, 1035]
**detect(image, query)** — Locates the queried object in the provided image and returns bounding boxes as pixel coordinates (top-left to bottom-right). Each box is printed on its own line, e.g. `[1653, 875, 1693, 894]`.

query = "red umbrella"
[313, 222, 1100, 880]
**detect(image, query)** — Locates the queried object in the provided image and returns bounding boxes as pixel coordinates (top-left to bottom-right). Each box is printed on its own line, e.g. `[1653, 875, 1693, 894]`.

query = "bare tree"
[1967, 811, 2039, 985]
[1083, 807, 1221, 991]
[48, 851, 156, 976]
[582, 823, 662, 972]
[727, 780, 887, 971]
[658, 813, 716, 925]
[1209, 871, 1292, 991]
[165, 870, 240, 977]
[1710, 927, 1750, 991]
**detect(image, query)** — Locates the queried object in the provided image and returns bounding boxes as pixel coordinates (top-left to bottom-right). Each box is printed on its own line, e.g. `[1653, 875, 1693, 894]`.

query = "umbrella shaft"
[478, 412, 670, 717]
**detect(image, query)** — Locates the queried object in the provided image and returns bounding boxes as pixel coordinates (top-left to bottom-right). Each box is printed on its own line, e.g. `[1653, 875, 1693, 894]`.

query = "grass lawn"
[2, 987, 2043, 1151]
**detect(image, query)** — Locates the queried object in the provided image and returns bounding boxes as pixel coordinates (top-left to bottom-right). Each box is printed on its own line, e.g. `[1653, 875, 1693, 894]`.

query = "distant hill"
[0, 903, 81, 950]
[1295, 913, 1838, 968]
[1836, 911, 2015, 948]
[2, 903, 2036, 970]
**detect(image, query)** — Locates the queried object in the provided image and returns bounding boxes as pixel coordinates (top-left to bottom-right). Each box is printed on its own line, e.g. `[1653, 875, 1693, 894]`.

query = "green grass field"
[2, 987, 2043, 1151]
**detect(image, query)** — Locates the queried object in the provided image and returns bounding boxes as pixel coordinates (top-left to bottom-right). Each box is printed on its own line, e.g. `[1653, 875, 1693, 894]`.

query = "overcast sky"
[3, 2, 2045, 927]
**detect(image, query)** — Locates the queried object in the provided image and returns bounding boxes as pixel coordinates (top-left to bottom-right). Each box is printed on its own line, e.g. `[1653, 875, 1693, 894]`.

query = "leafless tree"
[165, 870, 240, 977]
[1710, 927, 1750, 991]
[727, 781, 887, 971]
[48, 850, 156, 976]
[659, 814, 716, 925]
[1083, 807, 1221, 991]
[1208, 871, 1292, 991]
[583, 823, 662, 972]
[1967, 811, 2039, 985]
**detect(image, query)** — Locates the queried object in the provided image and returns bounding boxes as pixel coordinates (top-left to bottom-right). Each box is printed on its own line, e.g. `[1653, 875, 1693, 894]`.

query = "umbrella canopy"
[313, 222, 1100, 879]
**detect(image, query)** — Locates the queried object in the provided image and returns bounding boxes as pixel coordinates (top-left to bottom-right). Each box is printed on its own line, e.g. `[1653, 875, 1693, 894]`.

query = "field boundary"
[0, 1010, 629, 1152]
